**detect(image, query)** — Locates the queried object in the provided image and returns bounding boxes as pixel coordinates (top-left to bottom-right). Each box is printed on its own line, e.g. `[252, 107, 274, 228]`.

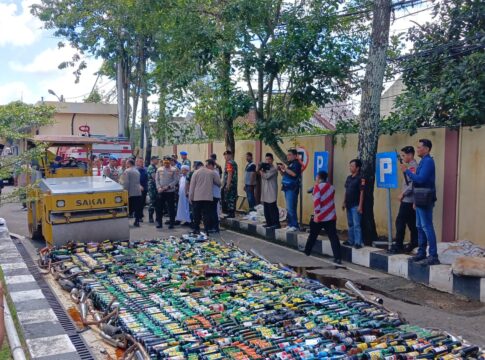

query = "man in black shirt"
[342, 159, 365, 248]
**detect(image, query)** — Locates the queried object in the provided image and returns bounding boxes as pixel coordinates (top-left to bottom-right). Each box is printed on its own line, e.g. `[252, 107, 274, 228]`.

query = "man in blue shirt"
[278, 149, 302, 231]
[400, 138, 439, 265]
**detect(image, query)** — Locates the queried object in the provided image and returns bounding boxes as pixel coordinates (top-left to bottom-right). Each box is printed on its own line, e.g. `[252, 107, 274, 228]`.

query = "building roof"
[38, 101, 118, 116]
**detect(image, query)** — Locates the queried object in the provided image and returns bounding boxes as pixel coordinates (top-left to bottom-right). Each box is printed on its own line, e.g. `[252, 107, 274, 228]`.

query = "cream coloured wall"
[457, 127, 485, 247]
[38, 113, 118, 137]
[152, 128, 454, 243]
[333, 129, 445, 241]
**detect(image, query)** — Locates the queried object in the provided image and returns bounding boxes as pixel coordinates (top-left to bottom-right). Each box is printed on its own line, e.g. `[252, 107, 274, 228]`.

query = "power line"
[393, 5, 434, 20]
[64, 79, 115, 100]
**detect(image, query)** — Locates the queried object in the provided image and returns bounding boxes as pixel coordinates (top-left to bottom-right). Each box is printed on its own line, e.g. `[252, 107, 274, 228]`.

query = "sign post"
[375, 152, 399, 251]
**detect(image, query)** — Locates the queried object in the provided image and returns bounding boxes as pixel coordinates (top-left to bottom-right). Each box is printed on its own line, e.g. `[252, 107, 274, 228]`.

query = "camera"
[259, 162, 271, 171]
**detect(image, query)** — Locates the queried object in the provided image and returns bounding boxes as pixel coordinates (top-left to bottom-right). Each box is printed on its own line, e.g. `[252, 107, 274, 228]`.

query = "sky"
[0, 0, 434, 107]
[0, 0, 113, 105]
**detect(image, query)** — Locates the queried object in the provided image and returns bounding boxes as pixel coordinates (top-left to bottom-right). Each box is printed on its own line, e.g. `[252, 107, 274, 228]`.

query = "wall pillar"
[255, 140, 263, 204]
[324, 135, 335, 184]
[442, 128, 460, 242]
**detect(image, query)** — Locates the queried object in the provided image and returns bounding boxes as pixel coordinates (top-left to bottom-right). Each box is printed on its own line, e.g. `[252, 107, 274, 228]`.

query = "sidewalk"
[0, 221, 88, 360]
[222, 217, 485, 303]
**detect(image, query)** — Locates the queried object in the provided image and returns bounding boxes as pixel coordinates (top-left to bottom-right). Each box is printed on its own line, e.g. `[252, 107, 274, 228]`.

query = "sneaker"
[342, 241, 353, 246]
[403, 244, 417, 253]
[156, 222, 163, 229]
[354, 244, 362, 249]
[425, 257, 440, 266]
[287, 227, 298, 232]
[410, 255, 426, 262]
[389, 245, 404, 254]
[333, 258, 342, 265]
[149, 218, 154, 223]
[134, 221, 140, 227]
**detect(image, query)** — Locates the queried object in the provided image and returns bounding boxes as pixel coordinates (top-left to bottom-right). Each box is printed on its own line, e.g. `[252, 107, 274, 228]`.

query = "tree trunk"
[219, 51, 235, 154]
[357, 0, 392, 245]
[123, 61, 130, 138]
[224, 120, 235, 154]
[130, 42, 142, 150]
[117, 59, 125, 137]
[140, 49, 151, 163]
[268, 141, 288, 165]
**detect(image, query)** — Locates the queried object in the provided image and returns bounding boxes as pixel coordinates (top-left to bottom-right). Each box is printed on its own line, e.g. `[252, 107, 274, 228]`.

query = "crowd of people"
[104, 138, 438, 265]
[103, 150, 239, 234]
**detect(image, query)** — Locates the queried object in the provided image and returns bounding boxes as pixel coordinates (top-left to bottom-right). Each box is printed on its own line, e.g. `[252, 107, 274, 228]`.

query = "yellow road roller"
[27, 135, 130, 246]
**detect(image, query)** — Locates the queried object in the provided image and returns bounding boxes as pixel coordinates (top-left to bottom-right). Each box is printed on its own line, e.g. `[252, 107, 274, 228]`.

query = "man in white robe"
[176, 165, 191, 225]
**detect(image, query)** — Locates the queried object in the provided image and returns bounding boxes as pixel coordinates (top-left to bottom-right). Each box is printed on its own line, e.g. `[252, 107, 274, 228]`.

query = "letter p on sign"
[376, 152, 398, 189]
[379, 158, 392, 183]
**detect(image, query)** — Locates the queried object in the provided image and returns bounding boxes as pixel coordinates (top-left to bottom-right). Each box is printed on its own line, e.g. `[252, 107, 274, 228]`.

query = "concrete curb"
[222, 218, 485, 303]
[0, 222, 81, 360]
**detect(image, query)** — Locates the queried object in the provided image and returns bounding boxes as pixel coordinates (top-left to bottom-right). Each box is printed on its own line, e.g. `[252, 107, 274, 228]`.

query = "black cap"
[150, 156, 159, 160]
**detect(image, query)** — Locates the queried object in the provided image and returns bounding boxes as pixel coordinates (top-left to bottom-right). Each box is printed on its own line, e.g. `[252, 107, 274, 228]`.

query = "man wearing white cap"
[176, 165, 191, 225]
[180, 151, 191, 168]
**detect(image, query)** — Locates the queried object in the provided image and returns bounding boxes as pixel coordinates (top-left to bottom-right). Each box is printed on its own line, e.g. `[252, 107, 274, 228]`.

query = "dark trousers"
[141, 190, 147, 207]
[129, 196, 143, 222]
[305, 219, 341, 260]
[193, 200, 213, 233]
[395, 202, 418, 249]
[156, 192, 175, 225]
[130, 191, 147, 218]
[263, 202, 280, 227]
[211, 198, 220, 231]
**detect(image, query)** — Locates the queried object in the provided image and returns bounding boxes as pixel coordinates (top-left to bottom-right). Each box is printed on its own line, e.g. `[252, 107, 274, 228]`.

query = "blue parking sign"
[376, 152, 399, 189]
[314, 151, 329, 178]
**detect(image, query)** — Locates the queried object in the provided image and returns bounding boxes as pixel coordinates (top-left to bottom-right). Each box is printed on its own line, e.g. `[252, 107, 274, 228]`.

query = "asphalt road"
[1, 185, 485, 347]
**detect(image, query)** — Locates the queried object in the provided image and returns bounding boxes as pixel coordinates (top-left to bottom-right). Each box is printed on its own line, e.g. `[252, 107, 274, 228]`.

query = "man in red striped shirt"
[304, 171, 342, 264]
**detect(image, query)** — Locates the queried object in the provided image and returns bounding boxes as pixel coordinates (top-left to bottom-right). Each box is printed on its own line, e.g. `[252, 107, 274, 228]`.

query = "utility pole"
[357, 0, 392, 245]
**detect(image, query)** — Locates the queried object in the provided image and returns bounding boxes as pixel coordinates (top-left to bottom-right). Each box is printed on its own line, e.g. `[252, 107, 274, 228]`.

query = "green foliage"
[0, 102, 53, 182]
[83, 88, 103, 103]
[234, 0, 368, 152]
[192, 80, 252, 141]
[0, 102, 54, 141]
[387, 0, 485, 134]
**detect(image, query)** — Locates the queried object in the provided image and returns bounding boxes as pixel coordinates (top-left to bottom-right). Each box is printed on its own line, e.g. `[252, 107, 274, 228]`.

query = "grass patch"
[0, 341, 12, 360]
[0, 268, 29, 359]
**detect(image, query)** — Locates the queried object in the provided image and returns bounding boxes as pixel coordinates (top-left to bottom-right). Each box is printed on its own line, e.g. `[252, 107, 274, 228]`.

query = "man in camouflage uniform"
[222, 150, 238, 219]
[147, 156, 159, 223]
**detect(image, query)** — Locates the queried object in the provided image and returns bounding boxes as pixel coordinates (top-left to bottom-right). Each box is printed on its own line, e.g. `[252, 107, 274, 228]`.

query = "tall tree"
[236, 0, 368, 162]
[153, 0, 248, 153]
[384, 0, 485, 134]
[32, 0, 161, 141]
[357, 0, 392, 244]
